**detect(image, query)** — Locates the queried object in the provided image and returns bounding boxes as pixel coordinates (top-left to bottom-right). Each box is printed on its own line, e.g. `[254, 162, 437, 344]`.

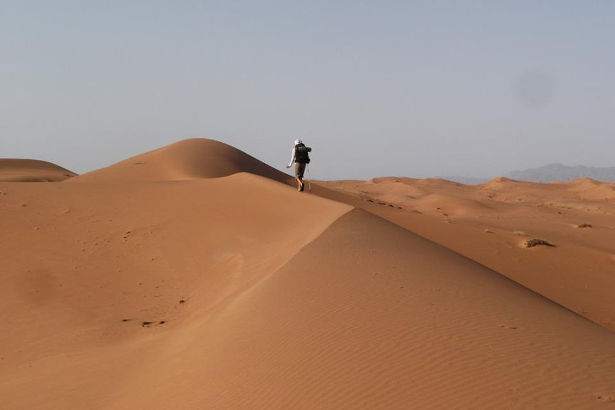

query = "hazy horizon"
[1, 1, 613, 179]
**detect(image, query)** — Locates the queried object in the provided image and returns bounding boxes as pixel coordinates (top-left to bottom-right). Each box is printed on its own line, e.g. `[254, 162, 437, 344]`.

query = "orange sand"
[1, 139, 614, 409]
[317, 177, 615, 331]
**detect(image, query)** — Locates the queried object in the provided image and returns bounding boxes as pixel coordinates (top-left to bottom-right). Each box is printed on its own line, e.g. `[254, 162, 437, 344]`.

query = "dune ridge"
[0, 159, 77, 182]
[0, 171, 350, 409]
[111, 210, 615, 409]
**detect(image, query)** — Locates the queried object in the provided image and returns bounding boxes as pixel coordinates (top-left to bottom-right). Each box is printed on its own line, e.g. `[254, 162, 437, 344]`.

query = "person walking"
[286, 138, 311, 191]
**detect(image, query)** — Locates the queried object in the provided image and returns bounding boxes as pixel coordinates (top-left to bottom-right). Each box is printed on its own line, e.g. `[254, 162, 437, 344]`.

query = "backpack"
[295, 143, 311, 164]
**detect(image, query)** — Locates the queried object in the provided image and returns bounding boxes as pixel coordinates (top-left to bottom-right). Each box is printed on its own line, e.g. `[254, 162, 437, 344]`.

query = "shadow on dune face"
[0, 159, 77, 182]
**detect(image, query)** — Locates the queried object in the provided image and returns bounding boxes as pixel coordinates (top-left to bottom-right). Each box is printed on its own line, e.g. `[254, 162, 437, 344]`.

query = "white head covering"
[294, 138, 303, 145]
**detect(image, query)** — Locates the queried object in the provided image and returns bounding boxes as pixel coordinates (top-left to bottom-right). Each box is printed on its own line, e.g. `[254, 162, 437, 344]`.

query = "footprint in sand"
[141, 320, 166, 327]
[121, 318, 167, 327]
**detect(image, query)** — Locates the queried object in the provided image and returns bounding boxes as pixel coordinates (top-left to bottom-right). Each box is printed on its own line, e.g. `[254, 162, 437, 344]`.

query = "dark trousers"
[295, 162, 306, 179]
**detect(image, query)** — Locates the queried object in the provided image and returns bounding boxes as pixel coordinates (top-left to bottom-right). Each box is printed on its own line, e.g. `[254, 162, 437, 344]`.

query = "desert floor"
[1, 139, 614, 409]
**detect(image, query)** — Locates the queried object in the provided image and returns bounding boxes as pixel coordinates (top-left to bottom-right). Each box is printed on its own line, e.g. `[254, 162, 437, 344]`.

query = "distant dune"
[74, 138, 293, 183]
[0, 159, 76, 182]
[2, 139, 615, 409]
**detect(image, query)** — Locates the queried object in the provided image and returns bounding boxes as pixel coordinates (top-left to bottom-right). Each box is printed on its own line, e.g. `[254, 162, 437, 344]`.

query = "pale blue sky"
[1, 1, 613, 179]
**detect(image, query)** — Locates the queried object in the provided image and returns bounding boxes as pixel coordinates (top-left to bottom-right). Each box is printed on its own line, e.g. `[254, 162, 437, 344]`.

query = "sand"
[1, 139, 614, 409]
[316, 177, 615, 331]
[0, 159, 77, 182]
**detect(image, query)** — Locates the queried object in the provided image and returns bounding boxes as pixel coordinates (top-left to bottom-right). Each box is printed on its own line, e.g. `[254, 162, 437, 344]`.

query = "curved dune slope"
[125, 210, 614, 409]
[316, 177, 615, 330]
[74, 138, 293, 183]
[0, 159, 77, 182]
[0, 173, 350, 409]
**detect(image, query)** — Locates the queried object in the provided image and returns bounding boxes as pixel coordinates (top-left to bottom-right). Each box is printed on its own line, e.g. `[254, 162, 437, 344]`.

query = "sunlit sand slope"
[0, 173, 349, 409]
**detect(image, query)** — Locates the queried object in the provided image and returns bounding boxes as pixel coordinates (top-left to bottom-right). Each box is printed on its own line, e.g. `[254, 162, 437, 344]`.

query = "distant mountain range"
[440, 163, 615, 184]
[505, 163, 615, 183]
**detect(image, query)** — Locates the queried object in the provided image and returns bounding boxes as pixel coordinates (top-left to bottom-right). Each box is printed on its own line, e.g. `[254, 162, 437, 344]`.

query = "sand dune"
[0, 171, 349, 409]
[2, 140, 615, 409]
[73, 138, 292, 183]
[0, 159, 77, 182]
[317, 177, 615, 330]
[564, 178, 615, 201]
[110, 210, 615, 409]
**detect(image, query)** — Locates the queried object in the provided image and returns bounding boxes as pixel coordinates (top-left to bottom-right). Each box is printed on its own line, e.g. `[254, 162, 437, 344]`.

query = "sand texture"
[1, 139, 615, 409]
